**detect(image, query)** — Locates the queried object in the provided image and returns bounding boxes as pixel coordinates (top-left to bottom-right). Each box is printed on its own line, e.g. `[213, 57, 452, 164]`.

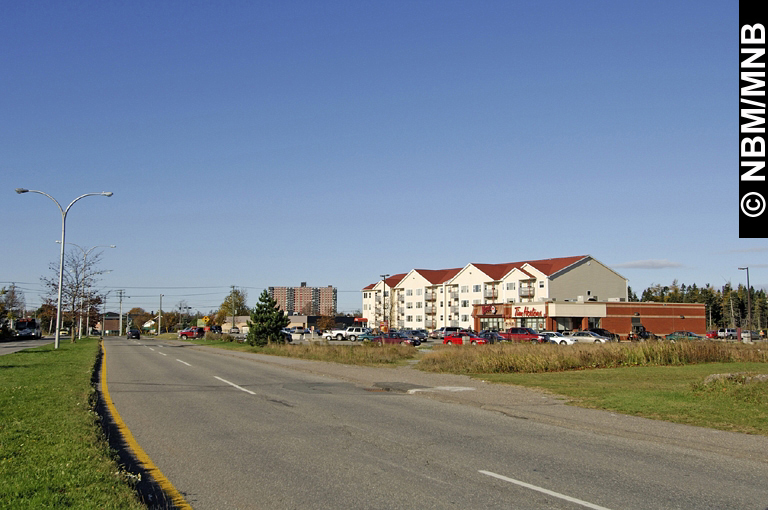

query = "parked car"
[500, 327, 545, 343]
[395, 330, 422, 346]
[401, 329, 427, 341]
[478, 331, 504, 344]
[229, 327, 240, 334]
[443, 331, 488, 345]
[705, 330, 718, 339]
[540, 331, 577, 345]
[741, 330, 759, 341]
[430, 327, 461, 339]
[357, 331, 378, 342]
[570, 331, 612, 343]
[717, 328, 738, 339]
[588, 328, 619, 341]
[209, 325, 222, 334]
[179, 327, 205, 339]
[664, 331, 703, 341]
[126, 327, 141, 339]
[371, 332, 413, 345]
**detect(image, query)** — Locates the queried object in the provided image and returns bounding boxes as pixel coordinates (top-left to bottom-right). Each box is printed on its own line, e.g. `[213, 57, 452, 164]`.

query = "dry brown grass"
[256, 342, 418, 365]
[418, 341, 768, 374]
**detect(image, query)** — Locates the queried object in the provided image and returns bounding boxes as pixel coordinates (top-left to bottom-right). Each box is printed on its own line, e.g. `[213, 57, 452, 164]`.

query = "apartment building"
[361, 255, 628, 331]
[269, 283, 337, 316]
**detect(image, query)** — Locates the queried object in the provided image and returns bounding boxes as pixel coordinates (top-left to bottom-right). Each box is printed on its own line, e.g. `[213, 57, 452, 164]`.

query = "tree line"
[629, 280, 768, 331]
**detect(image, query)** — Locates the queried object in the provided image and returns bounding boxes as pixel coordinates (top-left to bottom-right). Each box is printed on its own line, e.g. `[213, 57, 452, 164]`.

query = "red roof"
[412, 268, 462, 285]
[363, 256, 590, 290]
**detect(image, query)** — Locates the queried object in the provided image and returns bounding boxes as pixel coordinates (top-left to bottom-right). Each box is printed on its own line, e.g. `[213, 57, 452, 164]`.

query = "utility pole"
[117, 290, 126, 336]
[231, 285, 236, 332]
[159, 294, 164, 335]
[739, 267, 752, 342]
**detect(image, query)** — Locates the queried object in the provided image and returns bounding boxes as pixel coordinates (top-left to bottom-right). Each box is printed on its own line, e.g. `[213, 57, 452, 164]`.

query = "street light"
[738, 267, 752, 342]
[16, 188, 113, 349]
[380, 274, 390, 332]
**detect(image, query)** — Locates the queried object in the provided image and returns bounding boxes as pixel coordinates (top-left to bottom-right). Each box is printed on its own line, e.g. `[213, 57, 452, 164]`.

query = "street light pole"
[16, 188, 113, 349]
[738, 267, 752, 342]
[380, 274, 389, 332]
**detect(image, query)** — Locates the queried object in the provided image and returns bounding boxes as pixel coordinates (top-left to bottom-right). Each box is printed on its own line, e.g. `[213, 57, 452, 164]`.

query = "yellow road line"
[101, 341, 192, 509]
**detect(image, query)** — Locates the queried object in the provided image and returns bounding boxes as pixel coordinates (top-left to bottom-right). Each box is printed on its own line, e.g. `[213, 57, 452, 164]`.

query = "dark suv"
[127, 327, 141, 339]
[588, 328, 618, 341]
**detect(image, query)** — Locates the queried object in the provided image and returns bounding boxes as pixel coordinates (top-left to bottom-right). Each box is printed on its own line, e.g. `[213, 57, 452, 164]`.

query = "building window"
[416, 289, 422, 296]
[473, 299, 480, 305]
[461, 285, 469, 293]
[416, 315, 422, 322]
[507, 282, 516, 290]
[461, 315, 469, 322]
[406, 315, 413, 322]
[539, 281, 544, 288]
[406, 289, 413, 296]
[461, 300, 469, 308]
[406, 302, 413, 309]
[473, 284, 481, 292]
[416, 302, 422, 308]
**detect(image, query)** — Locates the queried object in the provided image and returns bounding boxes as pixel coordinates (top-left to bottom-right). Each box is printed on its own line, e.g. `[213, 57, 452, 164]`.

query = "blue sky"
[2, 0, 762, 315]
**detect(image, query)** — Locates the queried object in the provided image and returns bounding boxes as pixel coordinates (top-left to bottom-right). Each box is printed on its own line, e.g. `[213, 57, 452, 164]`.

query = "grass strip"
[480, 363, 768, 435]
[0, 338, 144, 509]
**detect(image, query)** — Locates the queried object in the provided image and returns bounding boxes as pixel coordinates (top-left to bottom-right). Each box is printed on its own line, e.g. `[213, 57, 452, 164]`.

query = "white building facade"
[361, 255, 628, 332]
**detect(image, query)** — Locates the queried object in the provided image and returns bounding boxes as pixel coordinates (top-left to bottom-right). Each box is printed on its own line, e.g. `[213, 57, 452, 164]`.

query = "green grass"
[0, 338, 144, 509]
[480, 363, 768, 435]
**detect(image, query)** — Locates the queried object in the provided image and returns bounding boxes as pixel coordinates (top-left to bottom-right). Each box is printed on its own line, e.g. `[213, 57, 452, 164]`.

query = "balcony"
[484, 288, 498, 299]
[425, 292, 436, 301]
[397, 295, 404, 303]
[519, 287, 535, 298]
[450, 306, 459, 314]
[449, 292, 459, 300]
[425, 305, 436, 315]
[425, 319, 436, 329]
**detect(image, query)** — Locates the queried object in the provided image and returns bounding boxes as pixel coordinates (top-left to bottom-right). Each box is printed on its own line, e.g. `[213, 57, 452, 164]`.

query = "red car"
[499, 327, 544, 343]
[443, 332, 488, 345]
[372, 332, 413, 345]
[705, 331, 718, 339]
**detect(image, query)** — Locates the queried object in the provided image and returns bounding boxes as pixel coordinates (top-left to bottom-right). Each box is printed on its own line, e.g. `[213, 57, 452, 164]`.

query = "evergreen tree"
[247, 290, 289, 346]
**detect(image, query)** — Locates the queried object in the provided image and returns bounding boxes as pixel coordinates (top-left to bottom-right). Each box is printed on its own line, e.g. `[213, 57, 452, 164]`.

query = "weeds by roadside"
[418, 341, 768, 374]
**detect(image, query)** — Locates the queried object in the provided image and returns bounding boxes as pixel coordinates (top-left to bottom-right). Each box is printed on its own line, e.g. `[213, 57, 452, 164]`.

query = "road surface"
[103, 337, 768, 509]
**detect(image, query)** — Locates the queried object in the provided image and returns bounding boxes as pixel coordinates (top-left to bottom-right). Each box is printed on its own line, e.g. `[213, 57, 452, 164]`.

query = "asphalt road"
[104, 337, 768, 510]
[0, 336, 53, 355]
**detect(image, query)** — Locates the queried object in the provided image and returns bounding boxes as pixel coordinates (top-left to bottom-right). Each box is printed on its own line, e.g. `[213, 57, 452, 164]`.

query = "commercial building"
[362, 255, 705, 336]
[269, 283, 337, 316]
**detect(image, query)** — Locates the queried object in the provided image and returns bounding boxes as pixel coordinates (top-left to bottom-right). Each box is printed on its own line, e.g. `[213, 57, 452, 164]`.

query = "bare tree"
[40, 249, 109, 340]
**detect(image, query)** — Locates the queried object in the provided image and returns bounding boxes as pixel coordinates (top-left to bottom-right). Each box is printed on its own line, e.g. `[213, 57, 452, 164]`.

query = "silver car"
[570, 331, 612, 343]
[541, 331, 577, 345]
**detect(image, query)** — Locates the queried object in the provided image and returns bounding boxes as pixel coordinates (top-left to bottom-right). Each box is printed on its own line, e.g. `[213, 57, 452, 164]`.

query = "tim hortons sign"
[514, 306, 544, 318]
[481, 305, 498, 315]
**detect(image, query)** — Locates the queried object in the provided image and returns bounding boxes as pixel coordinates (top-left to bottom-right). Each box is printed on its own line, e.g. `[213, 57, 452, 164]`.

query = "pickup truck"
[498, 327, 545, 343]
[324, 326, 370, 341]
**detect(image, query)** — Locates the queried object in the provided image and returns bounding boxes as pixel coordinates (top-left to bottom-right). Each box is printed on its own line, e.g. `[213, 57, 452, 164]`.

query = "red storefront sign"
[514, 306, 544, 318]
